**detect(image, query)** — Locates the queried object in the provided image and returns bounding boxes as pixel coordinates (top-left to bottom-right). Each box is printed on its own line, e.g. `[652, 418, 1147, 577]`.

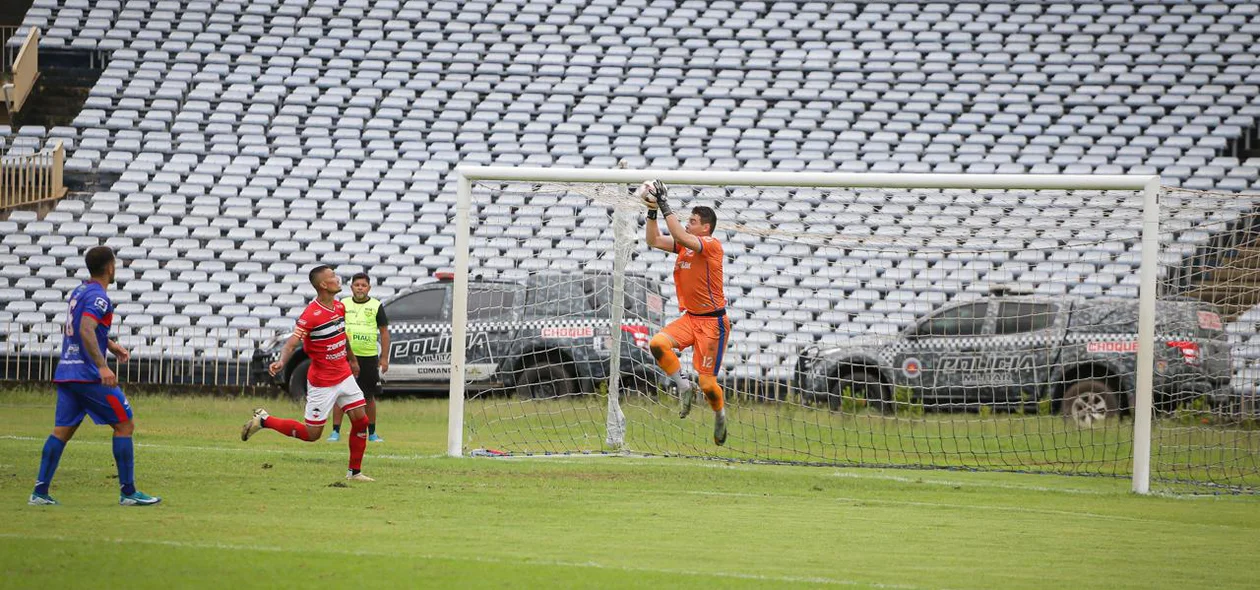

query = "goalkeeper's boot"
[368, 433, 384, 443]
[119, 490, 162, 506]
[327, 430, 340, 442]
[714, 409, 728, 446]
[677, 380, 697, 419]
[28, 492, 59, 506]
[241, 408, 269, 441]
[346, 470, 375, 482]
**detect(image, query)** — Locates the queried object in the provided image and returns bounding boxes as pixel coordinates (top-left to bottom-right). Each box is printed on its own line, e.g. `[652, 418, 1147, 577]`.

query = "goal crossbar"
[456, 166, 1157, 191]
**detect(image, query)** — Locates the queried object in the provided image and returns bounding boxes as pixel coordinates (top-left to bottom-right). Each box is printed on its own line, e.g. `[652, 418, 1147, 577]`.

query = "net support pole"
[1132, 177, 1162, 494]
[605, 207, 633, 448]
[448, 173, 473, 457]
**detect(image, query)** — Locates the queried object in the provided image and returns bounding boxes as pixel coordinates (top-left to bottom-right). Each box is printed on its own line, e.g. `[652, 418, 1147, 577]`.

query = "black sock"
[351, 469, 360, 476]
[259, 417, 267, 428]
[332, 424, 340, 434]
[368, 423, 376, 435]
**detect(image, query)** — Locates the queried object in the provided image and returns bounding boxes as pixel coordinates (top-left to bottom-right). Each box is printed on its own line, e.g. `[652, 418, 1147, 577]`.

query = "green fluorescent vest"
[342, 297, 382, 357]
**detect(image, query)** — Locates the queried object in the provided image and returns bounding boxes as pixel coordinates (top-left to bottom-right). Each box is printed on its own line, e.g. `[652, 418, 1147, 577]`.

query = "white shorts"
[304, 376, 366, 426]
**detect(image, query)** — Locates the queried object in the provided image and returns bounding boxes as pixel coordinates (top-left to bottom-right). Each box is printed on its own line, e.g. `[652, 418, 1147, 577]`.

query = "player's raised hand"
[638, 180, 673, 217]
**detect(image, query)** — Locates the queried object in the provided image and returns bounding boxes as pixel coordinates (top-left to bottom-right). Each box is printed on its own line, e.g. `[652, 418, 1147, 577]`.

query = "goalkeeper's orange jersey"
[673, 236, 726, 315]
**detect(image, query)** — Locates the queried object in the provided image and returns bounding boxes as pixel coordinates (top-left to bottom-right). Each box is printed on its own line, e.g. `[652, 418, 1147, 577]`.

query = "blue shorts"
[54, 382, 133, 427]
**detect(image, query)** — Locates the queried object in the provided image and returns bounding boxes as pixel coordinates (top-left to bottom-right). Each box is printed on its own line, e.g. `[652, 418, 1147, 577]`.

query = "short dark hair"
[691, 206, 717, 233]
[309, 265, 333, 287]
[351, 272, 370, 284]
[85, 246, 115, 277]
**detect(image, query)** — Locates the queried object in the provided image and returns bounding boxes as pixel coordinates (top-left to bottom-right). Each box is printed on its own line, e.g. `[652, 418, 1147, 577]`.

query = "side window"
[387, 287, 447, 323]
[911, 303, 989, 338]
[996, 302, 1057, 334]
[468, 285, 516, 321]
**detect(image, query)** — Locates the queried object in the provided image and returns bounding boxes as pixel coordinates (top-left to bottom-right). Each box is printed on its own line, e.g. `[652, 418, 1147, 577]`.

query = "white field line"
[0, 435, 447, 461]
[2, 436, 1245, 501]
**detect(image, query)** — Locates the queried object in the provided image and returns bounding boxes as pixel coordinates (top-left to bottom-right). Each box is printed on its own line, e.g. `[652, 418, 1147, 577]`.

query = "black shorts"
[354, 355, 381, 398]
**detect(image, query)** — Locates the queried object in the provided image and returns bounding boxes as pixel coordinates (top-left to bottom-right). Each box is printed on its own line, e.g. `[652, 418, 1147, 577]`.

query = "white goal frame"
[449, 166, 1162, 495]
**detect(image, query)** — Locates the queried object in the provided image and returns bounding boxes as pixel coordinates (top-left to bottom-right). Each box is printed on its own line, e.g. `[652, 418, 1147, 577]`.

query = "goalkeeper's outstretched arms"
[639, 180, 702, 253]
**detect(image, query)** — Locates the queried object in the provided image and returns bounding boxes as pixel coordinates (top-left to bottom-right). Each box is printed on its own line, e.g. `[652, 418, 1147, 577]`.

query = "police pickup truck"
[256, 272, 667, 399]
[794, 292, 1233, 425]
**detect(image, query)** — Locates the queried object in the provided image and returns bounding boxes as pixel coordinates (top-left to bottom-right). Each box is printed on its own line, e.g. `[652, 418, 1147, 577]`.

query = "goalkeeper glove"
[640, 180, 673, 218]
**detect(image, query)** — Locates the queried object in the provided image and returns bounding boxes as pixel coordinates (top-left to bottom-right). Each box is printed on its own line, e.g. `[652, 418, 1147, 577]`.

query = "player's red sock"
[264, 417, 315, 441]
[348, 414, 369, 471]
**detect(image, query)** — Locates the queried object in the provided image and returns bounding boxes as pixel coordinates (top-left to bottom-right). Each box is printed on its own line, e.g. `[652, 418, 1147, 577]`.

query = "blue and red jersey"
[54, 281, 114, 383]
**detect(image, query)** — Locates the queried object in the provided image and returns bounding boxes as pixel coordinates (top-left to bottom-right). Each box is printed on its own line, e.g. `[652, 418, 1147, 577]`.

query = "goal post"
[1133, 177, 1162, 494]
[448, 166, 1256, 495]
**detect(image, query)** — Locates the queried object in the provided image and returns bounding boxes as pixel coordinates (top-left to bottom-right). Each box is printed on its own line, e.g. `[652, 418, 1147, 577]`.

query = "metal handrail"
[0, 140, 66, 210]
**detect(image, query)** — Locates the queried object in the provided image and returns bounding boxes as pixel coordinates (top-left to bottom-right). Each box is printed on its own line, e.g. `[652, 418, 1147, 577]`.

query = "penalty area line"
[0, 435, 447, 461]
[0, 533, 941, 590]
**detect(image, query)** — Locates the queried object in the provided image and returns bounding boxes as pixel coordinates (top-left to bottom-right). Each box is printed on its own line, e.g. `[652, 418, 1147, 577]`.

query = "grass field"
[2, 388, 1259, 589]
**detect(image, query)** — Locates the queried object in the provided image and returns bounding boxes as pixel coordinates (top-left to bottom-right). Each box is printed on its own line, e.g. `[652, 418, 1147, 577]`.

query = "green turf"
[2, 389, 1259, 589]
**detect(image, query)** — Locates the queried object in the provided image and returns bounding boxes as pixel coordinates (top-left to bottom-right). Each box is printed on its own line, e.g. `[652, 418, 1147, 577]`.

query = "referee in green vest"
[328, 272, 390, 443]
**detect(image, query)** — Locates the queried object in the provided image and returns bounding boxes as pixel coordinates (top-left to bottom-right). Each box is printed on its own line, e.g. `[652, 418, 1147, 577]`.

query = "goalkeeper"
[639, 180, 730, 446]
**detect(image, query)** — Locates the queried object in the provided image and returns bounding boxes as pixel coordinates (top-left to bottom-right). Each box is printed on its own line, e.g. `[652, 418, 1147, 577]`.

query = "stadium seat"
[2, 0, 1259, 381]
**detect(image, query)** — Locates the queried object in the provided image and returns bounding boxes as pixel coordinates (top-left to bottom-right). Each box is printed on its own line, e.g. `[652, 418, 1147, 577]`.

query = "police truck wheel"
[1061, 380, 1116, 428]
[516, 360, 575, 400]
[287, 359, 310, 401]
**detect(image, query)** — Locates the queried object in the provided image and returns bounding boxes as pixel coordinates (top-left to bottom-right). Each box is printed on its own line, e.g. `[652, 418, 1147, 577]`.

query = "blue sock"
[35, 435, 66, 495]
[112, 436, 136, 496]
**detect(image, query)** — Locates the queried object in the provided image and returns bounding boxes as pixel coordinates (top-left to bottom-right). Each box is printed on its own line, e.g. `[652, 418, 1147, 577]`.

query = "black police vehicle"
[795, 291, 1233, 426]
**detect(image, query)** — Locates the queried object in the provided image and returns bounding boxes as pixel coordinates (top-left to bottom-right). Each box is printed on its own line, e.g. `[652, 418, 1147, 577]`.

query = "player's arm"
[107, 339, 131, 363]
[378, 308, 390, 373]
[640, 180, 677, 252]
[642, 180, 702, 253]
[268, 329, 305, 376]
[347, 349, 360, 378]
[645, 216, 675, 253]
[79, 316, 118, 387]
[664, 208, 703, 253]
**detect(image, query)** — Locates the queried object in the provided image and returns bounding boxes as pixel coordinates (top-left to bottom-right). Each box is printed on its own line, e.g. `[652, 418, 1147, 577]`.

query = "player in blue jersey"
[29, 246, 161, 506]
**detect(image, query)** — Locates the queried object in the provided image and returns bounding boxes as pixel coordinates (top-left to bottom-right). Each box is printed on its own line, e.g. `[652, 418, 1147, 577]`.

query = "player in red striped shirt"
[240, 265, 374, 481]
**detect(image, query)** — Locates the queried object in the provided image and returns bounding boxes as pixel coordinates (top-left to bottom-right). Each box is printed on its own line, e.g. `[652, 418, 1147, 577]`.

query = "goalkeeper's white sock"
[669, 372, 689, 391]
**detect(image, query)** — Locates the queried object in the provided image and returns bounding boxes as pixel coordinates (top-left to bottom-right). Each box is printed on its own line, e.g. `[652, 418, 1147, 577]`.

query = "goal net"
[448, 168, 1260, 495]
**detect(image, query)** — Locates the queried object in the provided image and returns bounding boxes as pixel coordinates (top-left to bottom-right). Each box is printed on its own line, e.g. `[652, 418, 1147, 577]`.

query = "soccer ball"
[637, 181, 659, 210]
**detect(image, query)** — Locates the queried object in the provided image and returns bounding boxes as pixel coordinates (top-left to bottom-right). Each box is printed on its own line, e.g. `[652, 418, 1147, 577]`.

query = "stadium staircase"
[7, 48, 105, 129]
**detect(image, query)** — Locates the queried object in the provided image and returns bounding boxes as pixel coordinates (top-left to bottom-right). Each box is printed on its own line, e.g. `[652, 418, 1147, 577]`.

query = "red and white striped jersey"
[294, 300, 353, 387]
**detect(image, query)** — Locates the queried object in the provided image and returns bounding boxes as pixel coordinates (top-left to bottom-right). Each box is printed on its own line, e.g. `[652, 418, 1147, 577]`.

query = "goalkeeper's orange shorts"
[660, 312, 732, 377]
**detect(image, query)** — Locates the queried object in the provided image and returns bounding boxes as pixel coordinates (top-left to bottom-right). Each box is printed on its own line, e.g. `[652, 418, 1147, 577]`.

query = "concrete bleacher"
[2, 0, 1260, 388]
